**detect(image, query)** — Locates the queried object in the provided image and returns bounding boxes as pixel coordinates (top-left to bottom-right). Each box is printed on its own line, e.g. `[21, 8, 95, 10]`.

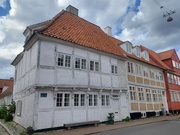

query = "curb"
[0, 121, 14, 135]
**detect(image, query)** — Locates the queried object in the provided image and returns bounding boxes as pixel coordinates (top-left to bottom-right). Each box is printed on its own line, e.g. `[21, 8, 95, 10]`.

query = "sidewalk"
[37, 115, 180, 135]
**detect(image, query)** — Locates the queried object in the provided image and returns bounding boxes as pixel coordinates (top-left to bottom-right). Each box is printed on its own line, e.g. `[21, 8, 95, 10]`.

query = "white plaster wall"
[90, 73, 101, 87]
[40, 41, 55, 66]
[38, 69, 55, 85]
[74, 48, 87, 58]
[14, 92, 35, 129]
[72, 109, 87, 122]
[56, 43, 73, 54]
[38, 91, 54, 109]
[74, 71, 88, 86]
[57, 69, 73, 85]
[89, 52, 99, 60]
[101, 55, 110, 74]
[112, 76, 119, 88]
[101, 75, 111, 88]
[88, 108, 101, 121]
[37, 111, 53, 129]
[120, 93, 130, 119]
[54, 110, 72, 127]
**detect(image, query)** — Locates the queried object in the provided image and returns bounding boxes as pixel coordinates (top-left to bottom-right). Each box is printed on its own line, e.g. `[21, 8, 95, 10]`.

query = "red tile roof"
[0, 79, 13, 97]
[0, 79, 13, 88]
[140, 46, 171, 70]
[158, 49, 174, 60]
[40, 10, 126, 58]
[0, 83, 13, 98]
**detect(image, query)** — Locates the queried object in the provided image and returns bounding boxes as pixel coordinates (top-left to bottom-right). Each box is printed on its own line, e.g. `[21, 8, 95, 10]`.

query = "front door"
[112, 99, 120, 121]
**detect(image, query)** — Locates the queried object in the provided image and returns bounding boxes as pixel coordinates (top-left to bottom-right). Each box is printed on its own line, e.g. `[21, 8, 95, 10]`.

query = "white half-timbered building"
[12, 5, 129, 130]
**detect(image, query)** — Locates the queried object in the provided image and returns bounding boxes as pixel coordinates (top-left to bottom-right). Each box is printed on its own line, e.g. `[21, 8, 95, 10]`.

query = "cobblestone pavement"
[0, 124, 9, 135]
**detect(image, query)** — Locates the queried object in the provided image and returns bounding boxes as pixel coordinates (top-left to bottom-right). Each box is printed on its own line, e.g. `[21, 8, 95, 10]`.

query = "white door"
[112, 99, 120, 121]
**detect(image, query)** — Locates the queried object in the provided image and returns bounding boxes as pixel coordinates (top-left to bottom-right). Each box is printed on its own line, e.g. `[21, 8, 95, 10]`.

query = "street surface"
[0, 124, 9, 135]
[92, 120, 180, 135]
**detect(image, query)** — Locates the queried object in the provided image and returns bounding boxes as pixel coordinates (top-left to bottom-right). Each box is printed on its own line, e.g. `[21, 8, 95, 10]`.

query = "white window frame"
[172, 60, 176, 67]
[88, 94, 98, 106]
[129, 86, 136, 101]
[158, 91, 162, 102]
[16, 100, 22, 116]
[74, 93, 86, 107]
[101, 94, 110, 106]
[56, 93, 70, 107]
[57, 53, 71, 68]
[90, 60, 99, 72]
[152, 90, 158, 102]
[127, 62, 134, 74]
[111, 65, 118, 74]
[143, 66, 149, 77]
[136, 64, 142, 75]
[138, 87, 144, 102]
[75, 57, 87, 70]
[146, 89, 152, 102]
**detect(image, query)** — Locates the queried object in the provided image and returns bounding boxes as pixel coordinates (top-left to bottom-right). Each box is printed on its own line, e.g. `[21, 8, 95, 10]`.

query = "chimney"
[66, 5, 78, 16]
[104, 26, 112, 36]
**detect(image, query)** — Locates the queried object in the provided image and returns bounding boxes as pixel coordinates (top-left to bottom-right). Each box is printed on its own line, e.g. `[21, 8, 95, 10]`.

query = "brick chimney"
[66, 5, 78, 16]
[104, 26, 112, 36]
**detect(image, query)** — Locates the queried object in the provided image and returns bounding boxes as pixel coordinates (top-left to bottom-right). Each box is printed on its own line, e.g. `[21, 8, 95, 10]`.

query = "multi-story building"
[0, 78, 14, 105]
[119, 42, 168, 119]
[11, 5, 129, 130]
[158, 49, 180, 113]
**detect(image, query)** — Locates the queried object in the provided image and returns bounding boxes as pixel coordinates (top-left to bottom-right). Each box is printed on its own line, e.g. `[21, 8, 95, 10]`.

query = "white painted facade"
[13, 37, 129, 130]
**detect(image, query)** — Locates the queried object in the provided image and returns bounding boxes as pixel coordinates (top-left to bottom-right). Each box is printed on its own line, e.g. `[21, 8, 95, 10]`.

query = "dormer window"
[136, 47, 141, 57]
[126, 42, 132, 53]
[144, 50, 149, 61]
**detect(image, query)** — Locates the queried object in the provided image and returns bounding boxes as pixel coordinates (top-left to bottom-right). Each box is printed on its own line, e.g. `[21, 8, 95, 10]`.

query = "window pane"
[106, 95, 110, 106]
[74, 94, 79, 106]
[58, 54, 64, 66]
[81, 94, 85, 106]
[115, 66, 117, 74]
[75, 57, 80, 69]
[111, 65, 114, 73]
[65, 55, 71, 67]
[101, 95, 105, 106]
[81, 59, 86, 70]
[95, 62, 99, 71]
[89, 95, 93, 106]
[56, 93, 63, 107]
[94, 95, 98, 106]
[90, 61, 94, 71]
[64, 93, 70, 106]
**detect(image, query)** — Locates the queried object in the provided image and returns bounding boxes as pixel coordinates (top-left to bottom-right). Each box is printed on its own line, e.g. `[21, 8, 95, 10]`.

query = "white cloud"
[0, 0, 180, 79]
[0, 0, 6, 8]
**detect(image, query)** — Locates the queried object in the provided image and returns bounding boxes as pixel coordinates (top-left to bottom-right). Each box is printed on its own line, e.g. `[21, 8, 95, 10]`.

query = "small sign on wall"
[40, 93, 47, 98]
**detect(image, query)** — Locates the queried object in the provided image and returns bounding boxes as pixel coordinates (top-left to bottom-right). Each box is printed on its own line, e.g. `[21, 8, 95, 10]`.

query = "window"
[167, 73, 170, 83]
[174, 92, 178, 101]
[170, 92, 174, 101]
[74, 93, 85, 107]
[172, 60, 176, 67]
[90, 60, 99, 72]
[152, 90, 157, 102]
[16, 100, 22, 116]
[40, 93, 47, 98]
[111, 65, 118, 74]
[159, 72, 163, 81]
[127, 62, 134, 73]
[144, 51, 149, 60]
[136, 47, 141, 57]
[101, 95, 110, 106]
[75, 57, 87, 70]
[150, 70, 154, 79]
[146, 89, 151, 102]
[129, 86, 136, 101]
[143, 67, 149, 77]
[56, 93, 70, 107]
[88, 94, 98, 106]
[176, 62, 179, 68]
[126, 42, 131, 53]
[158, 91, 162, 102]
[136, 64, 142, 75]
[138, 87, 144, 101]
[57, 53, 71, 67]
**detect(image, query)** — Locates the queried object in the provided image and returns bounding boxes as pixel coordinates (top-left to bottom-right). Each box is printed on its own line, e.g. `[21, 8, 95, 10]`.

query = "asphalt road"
[92, 120, 180, 135]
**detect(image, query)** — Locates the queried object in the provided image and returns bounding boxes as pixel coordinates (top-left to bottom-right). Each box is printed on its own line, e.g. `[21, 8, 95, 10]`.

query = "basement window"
[40, 93, 47, 98]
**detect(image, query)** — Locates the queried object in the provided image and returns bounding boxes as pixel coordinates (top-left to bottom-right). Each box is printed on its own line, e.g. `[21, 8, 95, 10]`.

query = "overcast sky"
[0, 0, 180, 79]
